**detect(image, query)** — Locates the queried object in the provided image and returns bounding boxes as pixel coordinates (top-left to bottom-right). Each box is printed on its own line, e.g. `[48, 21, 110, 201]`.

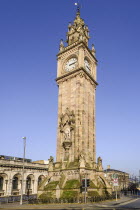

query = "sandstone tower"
[56, 8, 97, 165]
[38, 8, 112, 199]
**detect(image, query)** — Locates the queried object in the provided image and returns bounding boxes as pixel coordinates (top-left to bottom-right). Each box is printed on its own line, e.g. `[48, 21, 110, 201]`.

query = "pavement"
[92, 195, 139, 208]
[0, 195, 138, 209]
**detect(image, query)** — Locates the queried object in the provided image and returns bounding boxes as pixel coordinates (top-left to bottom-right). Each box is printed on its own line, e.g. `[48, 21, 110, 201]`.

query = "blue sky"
[0, 0, 140, 177]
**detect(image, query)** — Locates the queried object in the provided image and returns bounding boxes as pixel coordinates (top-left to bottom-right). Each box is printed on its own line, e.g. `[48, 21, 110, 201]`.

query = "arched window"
[12, 177, 18, 190]
[38, 175, 45, 186]
[0, 177, 3, 190]
[26, 177, 31, 189]
[38, 177, 42, 186]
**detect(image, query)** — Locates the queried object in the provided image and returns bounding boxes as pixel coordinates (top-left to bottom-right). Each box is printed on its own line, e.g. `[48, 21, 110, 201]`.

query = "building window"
[26, 177, 31, 189]
[12, 177, 18, 190]
[0, 177, 3, 190]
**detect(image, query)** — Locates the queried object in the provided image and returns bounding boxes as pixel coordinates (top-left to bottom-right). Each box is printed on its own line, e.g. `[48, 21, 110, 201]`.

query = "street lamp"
[20, 136, 26, 205]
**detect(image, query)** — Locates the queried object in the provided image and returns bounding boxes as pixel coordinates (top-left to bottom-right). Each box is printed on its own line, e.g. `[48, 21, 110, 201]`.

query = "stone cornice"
[0, 164, 48, 171]
[57, 41, 98, 63]
[56, 67, 98, 86]
[54, 168, 97, 172]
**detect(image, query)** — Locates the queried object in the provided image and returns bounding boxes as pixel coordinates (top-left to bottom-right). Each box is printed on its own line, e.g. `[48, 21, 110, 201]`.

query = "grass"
[64, 179, 80, 189]
[61, 190, 78, 199]
[90, 180, 98, 189]
[44, 181, 59, 190]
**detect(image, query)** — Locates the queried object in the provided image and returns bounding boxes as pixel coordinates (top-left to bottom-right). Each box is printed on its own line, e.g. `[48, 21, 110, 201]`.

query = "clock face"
[65, 57, 77, 71]
[84, 59, 90, 72]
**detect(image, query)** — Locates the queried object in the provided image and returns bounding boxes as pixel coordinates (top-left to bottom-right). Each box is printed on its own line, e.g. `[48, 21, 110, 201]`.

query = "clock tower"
[38, 7, 112, 199]
[56, 8, 97, 166]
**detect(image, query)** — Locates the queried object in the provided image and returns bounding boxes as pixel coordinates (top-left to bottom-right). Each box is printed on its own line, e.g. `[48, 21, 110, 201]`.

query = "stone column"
[4, 179, 8, 196]
[20, 178, 26, 195]
[33, 179, 38, 194]
[7, 178, 12, 196]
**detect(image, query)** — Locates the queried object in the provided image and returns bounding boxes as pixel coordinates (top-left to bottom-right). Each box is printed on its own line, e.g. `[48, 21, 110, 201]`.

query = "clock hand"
[86, 66, 90, 71]
[69, 62, 76, 66]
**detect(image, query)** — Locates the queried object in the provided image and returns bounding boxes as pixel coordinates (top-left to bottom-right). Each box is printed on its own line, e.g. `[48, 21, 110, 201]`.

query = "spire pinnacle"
[66, 2, 90, 46]
[75, 2, 81, 16]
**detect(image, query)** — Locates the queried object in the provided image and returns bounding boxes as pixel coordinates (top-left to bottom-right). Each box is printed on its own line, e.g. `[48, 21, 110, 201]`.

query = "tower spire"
[75, 2, 81, 16]
[66, 3, 90, 46]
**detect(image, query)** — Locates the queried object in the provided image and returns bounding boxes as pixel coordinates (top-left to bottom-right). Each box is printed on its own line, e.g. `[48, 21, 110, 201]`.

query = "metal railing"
[28, 194, 118, 204]
[0, 194, 37, 204]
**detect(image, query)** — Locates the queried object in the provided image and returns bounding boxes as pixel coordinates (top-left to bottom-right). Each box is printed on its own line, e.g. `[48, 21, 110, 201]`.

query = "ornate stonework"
[66, 10, 89, 46]
[58, 108, 75, 162]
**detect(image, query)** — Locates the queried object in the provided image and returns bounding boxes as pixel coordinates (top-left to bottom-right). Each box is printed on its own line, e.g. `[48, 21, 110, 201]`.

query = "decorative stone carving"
[92, 162, 97, 169]
[63, 141, 72, 149]
[59, 39, 65, 52]
[91, 44, 96, 56]
[97, 156, 103, 171]
[79, 153, 86, 168]
[59, 108, 75, 133]
[62, 161, 66, 169]
[59, 108, 75, 161]
[49, 156, 54, 163]
[48, 156, 54, 171]
[63, 127, 71, 141]
[66, 9, 89, 46]
[63, 141, 72, 161]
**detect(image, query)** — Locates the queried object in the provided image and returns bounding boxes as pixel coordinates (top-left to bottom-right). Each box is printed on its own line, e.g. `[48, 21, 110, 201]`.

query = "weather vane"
[75, 1, 81, 15]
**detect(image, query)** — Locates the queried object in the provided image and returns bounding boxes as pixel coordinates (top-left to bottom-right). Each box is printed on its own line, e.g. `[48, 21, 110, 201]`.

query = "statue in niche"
[60, 108, 75, 161]
[59, 108, 75, 142]
[59, 108, 75, 131]
[63, 127, 70, 141]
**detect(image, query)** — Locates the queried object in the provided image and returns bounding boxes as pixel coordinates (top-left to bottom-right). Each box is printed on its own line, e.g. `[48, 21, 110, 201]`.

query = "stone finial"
[59, 39, 64, 52]
[48, 156, 54, 171]
[91, 44, 96, 56]
[97, 156, 103, 171]
[49, 156, 54, 163]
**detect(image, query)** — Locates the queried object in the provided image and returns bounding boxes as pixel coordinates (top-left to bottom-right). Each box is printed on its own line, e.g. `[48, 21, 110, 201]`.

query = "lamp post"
[20, 136, 26, 205]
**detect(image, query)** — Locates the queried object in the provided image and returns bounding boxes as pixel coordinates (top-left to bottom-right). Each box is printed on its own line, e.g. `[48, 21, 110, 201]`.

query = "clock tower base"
[38, 158, 112, 200]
